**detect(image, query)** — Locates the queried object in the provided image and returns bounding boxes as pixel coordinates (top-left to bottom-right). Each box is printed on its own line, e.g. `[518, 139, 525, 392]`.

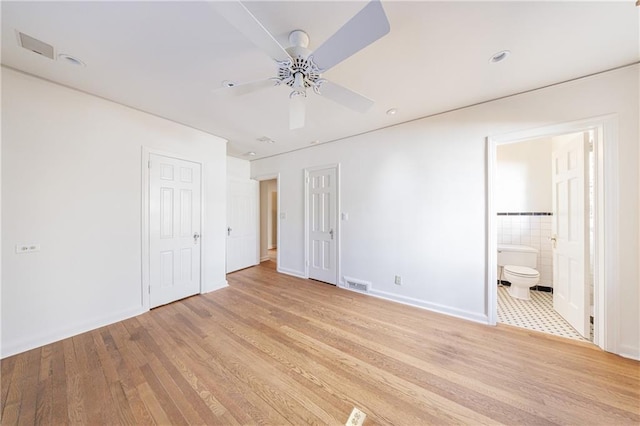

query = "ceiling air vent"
[17, 32, 54, 59]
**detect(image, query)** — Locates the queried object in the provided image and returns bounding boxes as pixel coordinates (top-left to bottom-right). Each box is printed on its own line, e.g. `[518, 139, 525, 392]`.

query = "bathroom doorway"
[494, 130, 594, 342]
[487, 115, 619, 352]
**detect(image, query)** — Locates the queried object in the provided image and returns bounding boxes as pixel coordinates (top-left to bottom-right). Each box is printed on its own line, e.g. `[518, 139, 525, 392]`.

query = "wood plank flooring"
[2, 260, 639, 425]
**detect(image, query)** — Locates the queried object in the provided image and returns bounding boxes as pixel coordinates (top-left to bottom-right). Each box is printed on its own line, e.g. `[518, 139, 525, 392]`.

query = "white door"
[307, 167, 337, 284]
[226, 178, 259, 273]
[149, 154, 201, 308]
[551, 132, 589, 337]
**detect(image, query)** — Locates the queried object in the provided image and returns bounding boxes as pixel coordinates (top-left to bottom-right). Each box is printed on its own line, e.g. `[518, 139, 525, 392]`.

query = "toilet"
[497, 244, 540, 300]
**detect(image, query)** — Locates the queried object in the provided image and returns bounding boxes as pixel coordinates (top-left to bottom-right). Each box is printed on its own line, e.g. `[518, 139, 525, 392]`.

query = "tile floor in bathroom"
[497, 285, 590, 342]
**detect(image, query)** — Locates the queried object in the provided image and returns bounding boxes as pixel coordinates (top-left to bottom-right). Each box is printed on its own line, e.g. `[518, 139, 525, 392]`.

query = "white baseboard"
[277, 267, 306, 279]
[618, 344, 640, 361]
[368, 288, 489, 325]
[260, 256, 270, 262]
[202, 280, 228, 293]
[1, 305, 145, 359]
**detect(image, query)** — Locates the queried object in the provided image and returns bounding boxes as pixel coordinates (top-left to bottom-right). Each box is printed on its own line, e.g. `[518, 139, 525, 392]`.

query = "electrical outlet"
[16, 244, 40, 254]
[346, 407, 366, 426]
[394, 275, 401, 285]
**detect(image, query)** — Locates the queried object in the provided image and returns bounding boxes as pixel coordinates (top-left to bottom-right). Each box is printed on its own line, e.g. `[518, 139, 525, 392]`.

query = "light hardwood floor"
[2, 260, 639, 425]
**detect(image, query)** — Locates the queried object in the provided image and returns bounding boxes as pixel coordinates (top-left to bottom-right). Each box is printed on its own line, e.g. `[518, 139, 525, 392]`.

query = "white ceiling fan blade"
[311, 0, 390, 72]
[212, 79, 276, 97]
[318, 81, 374, 113]
[290, 94, 306, 130]
[210, 2, 291, 62]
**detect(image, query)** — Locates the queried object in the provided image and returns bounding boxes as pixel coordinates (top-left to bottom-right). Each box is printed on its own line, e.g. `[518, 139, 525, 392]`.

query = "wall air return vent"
[343, 276, 371, 293]
[17, 32, 54, 59]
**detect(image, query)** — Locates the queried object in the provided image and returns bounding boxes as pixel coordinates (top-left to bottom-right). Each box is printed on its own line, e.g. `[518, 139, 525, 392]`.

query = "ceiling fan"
[212, 0, 390, 130]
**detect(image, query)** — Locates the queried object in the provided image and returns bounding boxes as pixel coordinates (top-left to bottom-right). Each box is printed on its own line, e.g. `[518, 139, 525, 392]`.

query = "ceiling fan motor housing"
[277, 30, 324, 95]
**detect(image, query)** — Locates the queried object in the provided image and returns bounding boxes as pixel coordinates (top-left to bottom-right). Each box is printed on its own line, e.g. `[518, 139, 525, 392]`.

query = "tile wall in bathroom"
[497, 213, 553, 286]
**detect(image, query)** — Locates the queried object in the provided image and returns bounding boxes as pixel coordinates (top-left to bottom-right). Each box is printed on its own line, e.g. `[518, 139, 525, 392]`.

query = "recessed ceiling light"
[386, 108, 397, 115]
[58, 53, 85, 66]
[257, 136, 275, 144]
[244, 151, 256, 157]
[310, 140, 320, 145]
[489, 50, 510, 64]
[222, 80, 236, 88]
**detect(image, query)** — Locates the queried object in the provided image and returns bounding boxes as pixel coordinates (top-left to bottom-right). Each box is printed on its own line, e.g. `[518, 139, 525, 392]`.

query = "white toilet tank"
[497, 244, 538, 268]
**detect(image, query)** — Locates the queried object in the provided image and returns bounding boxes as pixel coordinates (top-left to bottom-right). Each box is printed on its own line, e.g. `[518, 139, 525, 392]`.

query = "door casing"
[486, 115, 619, 354]
[253, 173, 281, 271]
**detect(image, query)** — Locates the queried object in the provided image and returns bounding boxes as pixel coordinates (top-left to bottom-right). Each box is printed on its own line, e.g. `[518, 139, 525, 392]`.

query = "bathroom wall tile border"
[498, 281, 553, 293]
[497, 212, 553, 216]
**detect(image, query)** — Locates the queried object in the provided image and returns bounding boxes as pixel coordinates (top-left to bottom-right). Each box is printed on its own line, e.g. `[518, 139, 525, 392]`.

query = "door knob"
[194, 232, 200, 244]
[549, 235, 557, 248]
[329, 229, 334, 240]
[227, 227, 232, 236]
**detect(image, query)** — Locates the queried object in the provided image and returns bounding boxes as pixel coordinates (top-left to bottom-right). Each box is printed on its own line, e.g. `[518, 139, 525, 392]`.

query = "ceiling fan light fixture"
[290, 89, 306, 99]
[489, 50, 510, 64]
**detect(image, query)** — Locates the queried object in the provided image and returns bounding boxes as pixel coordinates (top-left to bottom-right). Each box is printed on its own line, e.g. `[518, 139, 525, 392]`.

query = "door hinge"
[148, 286, 151, 294]
[148, 160, 151, 169]
[305, 177, 309, 184]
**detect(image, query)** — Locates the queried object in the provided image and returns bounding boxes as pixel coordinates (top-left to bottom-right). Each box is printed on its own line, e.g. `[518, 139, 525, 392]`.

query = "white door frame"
[304, 164, 341, 284]
[141, 147, 205, 311]
[486, 115, 619, 354]
[253, 173, 281, 270]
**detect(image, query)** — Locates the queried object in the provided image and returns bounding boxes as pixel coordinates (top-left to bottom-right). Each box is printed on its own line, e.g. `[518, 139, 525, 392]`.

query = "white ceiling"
[2, 1, 638, 160]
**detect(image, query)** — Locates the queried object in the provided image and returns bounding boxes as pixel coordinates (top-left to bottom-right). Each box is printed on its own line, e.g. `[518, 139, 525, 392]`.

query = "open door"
[551, 132, 590, 337]
[227, 178, 259, 273]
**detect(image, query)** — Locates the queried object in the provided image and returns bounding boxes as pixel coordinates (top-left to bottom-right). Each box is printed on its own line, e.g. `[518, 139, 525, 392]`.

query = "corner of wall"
[202, 280, 229, 294]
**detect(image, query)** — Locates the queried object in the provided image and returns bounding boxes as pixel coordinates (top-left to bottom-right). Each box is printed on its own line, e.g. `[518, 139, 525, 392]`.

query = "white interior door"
[307, 167, 337, 285]
[149, 154, 201, 308]
[226, 178, 259, 273]
[552, 132, 589, 337]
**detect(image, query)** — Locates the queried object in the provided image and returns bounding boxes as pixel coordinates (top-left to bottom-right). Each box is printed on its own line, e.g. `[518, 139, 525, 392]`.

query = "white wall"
[496, 138, 552, 212]
[227, 156, 251, 180]
[251, 65, 640, 359]
[1, 68, 228, 358]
